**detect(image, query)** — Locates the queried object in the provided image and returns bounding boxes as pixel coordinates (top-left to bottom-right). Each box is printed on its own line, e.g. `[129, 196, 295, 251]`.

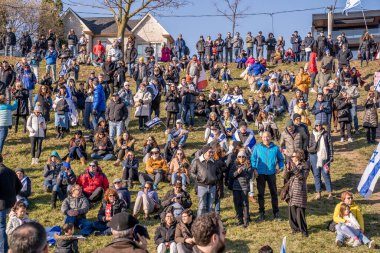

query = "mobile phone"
[133, 224, 150, 241]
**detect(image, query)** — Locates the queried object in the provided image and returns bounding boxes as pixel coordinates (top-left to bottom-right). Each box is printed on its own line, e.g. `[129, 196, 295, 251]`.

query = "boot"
[127, 179, 133, 189]
[51, 191, 58, 209]
[56, 127, 61, 139]
[113, 159, 121, 166]
[80, 157, 86, 165]
[35, 158, 39, 164]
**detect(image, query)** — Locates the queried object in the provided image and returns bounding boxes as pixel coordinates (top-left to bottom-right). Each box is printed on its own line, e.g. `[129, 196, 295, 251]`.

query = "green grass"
[2, 56, 380, 252]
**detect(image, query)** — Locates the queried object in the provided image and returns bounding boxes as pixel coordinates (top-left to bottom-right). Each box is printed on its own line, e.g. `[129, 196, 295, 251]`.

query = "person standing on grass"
[0, 95, 18, 155]
[26, 105, 46, 165]
[45, 45, 59, 82]
[13, 81, 29, 133]
[363, 89, 378, 144]
[0, 154, 22, 252]
[20, 64, 37, 112]
[284, 149, 309, 237]
[106, 92, 128, 147]
[53, 86, 69, 139]
[342, 78, 360, 135]
[92, 78, 107, 130]
[251, 131, 284, 222]
[191, 146, 221, 217]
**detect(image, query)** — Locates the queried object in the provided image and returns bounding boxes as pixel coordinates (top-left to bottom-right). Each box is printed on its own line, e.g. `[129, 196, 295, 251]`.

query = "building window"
[137, 43, 163, 59]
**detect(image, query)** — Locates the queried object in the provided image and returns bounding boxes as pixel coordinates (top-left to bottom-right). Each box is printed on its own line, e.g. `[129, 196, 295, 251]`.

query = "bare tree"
[215, 0, 246, 35]
[102, 0, 187, 49]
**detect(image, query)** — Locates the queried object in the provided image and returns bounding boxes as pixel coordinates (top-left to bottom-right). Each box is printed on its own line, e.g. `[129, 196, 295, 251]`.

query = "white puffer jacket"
[26, 113, 46, 137]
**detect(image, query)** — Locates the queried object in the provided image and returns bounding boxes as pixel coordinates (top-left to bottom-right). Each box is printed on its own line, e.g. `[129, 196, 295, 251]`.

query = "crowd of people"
[0, 26, 379, 253]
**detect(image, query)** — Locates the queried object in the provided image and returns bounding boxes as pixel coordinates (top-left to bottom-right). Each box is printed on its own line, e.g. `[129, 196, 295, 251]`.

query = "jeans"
[350, 105, 359, 130]
[64, 215, 93, 236]
[168, 134, 188, 147]
[92, 111, 105, 130]
[171, 173, 187, 187]
[198, 52, 205, 61]
[256, 46, 263, 59]
[233, 190, 249, 225]
[247, 47, 253, 57]
[197, 185, 216, 216]
[234, 48, 241, 59]
[46, 64, 57, 82]
[91, 153, 114, 161]
[335, 223, 371, 244]
[4, 45, 13, 56]
[182, 103, 195, 126]
[68, 147, 85, 159]
[217, 51, 223, 62]
[68, 45, 77, 57]
[127, 63, 134, 77]
[0, 126, 9, 154]
[27, 89, 34, 112]
[157, 242, 177, 253]
[256, 174, 279, 215]
[0, 208, 8, 252]
[31, 65, 39, 81]
[30, 137, 43, 158]
[225, 48, 233, 63]
[109, 121, 124, 146]
[309, 154, 332, 193]
[84, 102, 93, 130]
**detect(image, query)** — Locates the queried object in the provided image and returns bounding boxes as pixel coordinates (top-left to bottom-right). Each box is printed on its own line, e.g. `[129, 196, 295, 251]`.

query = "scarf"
[313, 130, 327, 168]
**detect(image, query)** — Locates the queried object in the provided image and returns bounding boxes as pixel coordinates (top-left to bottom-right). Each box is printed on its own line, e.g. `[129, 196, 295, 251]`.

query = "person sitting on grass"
[6, 202, 31, 236]
[164, 139, 179, 165]
[15, 169, 32, 208]
[168, 148, 190, 188]
[112, 178, 131, 209]
[161, 181, 192, 218]
[51, 162, 77, 209]
[121, 150, 139, 189]
[67, 130, 87, 165]
[220, 108, 237, 138]
[142, 136, 159, 162]
[165, 120, 189, 148]
[175, 209, 196, 253]
[76, 160, 109, 203]
[93, 188, 128, 236]
[54, 223, 79, 253]
[155, 209, 178, 253]
[133, 182, 160, 219]
[43, 151, 62, 193]
[91, 129, 114, 161]
[195, 93, 209, 120]
[204, 112, 223, 141]
[61, 184, 93, 237]
[113, 131, 135, 166]
[139, 147, 168, 190]
[333, 191, 376, 249]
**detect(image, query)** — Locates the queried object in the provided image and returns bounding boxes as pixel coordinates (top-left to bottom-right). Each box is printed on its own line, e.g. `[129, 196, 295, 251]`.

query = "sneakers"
[336, 240, 343, 247]
[31, 158, 35, 165]
[273, 213, 281, 221]
[35, 158, 39, 164]
[348, 137, 353, 143]
[347, 238, 355, 246]
[327, 193, 333, 200]
[368, 240, 376, 249]
[249, 195, 257, 204]
[353, 240, 362, 247]
[340, 138, 344, 143]
[314, 192, 321, 200]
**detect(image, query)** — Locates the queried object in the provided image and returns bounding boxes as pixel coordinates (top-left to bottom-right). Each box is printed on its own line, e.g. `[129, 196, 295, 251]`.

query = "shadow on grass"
[225, 238, 252, 253]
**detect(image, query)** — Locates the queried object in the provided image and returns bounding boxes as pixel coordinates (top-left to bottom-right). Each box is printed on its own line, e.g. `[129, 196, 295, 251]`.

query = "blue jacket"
[311, 100, 331, 125]
[251, 142, 284, 175]
[268, 94, 288, 111]
[0, 101, 18, 127]
[21, 70, 37, 90]
[93, 84, 106, 113]
[248, 62, 266, 76]
[175, 39, 186, 53]
[45, 50, 58, 65]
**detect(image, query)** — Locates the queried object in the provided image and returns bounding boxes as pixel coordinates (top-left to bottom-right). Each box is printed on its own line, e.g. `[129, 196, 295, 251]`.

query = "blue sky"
[64, 0, 379, 51]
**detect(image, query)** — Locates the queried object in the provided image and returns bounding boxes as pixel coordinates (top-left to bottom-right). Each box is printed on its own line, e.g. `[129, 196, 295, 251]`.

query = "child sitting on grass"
[54, 223, 79, 253]
[6, 202, 31, 236]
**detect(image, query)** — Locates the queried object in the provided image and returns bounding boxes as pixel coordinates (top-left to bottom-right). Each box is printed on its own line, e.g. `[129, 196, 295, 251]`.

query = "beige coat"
[133, 89, 152, 117]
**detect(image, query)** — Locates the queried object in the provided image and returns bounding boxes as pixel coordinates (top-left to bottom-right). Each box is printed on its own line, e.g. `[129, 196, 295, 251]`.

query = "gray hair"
[9, 222, 47, 253]
[112, 229, 131, 239]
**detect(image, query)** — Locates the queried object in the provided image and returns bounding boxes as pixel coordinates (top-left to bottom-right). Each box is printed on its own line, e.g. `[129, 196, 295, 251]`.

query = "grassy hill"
[2, 56, 380, 252]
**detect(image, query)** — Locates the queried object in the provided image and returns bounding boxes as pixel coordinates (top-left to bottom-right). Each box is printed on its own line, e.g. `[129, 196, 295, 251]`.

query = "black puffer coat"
[13, 89, 29, 116]
[154, 222, 177, 246]
[165, 91, 180, 113]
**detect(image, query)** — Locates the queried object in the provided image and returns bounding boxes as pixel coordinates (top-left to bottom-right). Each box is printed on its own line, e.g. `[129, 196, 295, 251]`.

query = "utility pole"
[327, 5, 334, 36]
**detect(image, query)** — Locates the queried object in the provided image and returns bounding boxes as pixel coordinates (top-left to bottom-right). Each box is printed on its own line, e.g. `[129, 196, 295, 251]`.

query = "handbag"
[280, 180, 291, 203]
[338, 108, 349, 118]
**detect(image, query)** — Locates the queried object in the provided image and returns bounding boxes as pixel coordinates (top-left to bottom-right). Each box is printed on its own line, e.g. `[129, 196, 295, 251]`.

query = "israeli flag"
[342, 0, 361, 15]
[64, 80, 78, 126]
[280, 236, 286, 253]
[357, 143, 380, 198]
[232, 128, 256, 152]
[232, 95, 245, 105]
[220, 94, 245, 105]
[220, 94, 233, 105]
[145, 116, 162, 129]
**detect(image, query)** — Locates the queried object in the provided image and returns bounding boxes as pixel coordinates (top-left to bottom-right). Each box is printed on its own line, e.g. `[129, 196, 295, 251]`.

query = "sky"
[63, 0, 379, 51]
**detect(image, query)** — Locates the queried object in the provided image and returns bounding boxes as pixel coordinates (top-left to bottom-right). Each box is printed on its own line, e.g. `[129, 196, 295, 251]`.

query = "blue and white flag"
[342, 0, 361, 15]
[357, 143, 380, 198]
[219, 94, 245, 105]
[280, 236, 286, 253]
[145, 116, 163, 129]
[64, 80, 78, 126]
[232, 129, 256, 152]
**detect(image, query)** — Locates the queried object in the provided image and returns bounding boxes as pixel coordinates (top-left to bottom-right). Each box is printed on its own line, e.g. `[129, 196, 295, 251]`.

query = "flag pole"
[360, 4, 368, 31]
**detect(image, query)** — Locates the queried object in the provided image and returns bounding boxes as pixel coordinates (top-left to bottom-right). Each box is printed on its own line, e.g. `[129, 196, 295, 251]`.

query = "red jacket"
[93, 43, 106, 56]
[308, 52, 318, 74]
[77, 167, 109, 195]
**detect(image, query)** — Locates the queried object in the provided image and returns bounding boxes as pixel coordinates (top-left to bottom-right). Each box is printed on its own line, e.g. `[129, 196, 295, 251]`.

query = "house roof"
[80, 17, 141, 35]
[312, 10, 380, 28]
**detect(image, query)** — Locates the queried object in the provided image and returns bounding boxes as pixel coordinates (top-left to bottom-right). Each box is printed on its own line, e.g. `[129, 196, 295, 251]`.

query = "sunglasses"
[315, 125, 321, 127]
[237, 156, 246, 158]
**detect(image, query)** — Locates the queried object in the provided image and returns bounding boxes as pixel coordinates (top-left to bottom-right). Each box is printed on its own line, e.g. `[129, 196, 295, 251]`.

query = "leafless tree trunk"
[102, 0, 187, 50]
[215, 0, 246, 35]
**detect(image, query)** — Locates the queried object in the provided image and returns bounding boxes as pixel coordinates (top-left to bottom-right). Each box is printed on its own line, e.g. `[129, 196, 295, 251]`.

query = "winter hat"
[15, 168, 25, 174]
[34, 106, 42, 112]
[62, 162, 71, 170]
[186, 75, 192, 82]
[50, 151, 61, 160]
[237, 150, 247, 157]
[151, 147, 160, 153]
[286, 119, 294, 128]
[314, 120, 322, 127]
[292, 113, 301, 121]
[176, 119, 183, 125]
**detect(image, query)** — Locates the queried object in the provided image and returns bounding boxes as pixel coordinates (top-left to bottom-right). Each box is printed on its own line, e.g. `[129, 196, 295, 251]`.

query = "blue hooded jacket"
[248, 62, 266, 76]
[45, 50, 58, 65]
[21, 69, 37, 90]
[250, 142, 284, 175]
[93, 84, 106, 113]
